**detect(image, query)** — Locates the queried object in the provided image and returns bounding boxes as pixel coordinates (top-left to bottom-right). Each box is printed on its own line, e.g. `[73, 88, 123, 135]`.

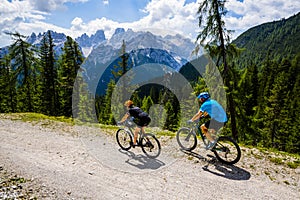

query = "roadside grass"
[0, 112, 74, 124]
[0, 113, 175, 137]
[244, 145, 300, 169]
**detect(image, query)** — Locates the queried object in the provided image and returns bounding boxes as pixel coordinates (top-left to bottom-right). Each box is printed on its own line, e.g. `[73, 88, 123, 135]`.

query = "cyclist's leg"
[201, 121, 215, 142]
[135, 119, 146, 145]
[133, 127, 141, 145]
[133, 117, 146, 145]
[208, 119, 225, 139]
[139, 126, 145, 134]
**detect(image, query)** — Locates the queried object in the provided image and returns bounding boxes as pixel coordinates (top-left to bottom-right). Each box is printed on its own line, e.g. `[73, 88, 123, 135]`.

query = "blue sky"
[46, 0, 150, 27]
[0, 0, 299, 47]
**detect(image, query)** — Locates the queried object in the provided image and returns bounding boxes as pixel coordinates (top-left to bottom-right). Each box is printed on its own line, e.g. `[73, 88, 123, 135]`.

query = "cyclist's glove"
[187, 119, 193, 124]
[117, 121, 123, 126]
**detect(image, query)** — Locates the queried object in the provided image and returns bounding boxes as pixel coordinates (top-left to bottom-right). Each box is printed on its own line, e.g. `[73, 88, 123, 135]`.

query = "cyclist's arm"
[191, 110, 203, 122]
[120, 113, 130, 123]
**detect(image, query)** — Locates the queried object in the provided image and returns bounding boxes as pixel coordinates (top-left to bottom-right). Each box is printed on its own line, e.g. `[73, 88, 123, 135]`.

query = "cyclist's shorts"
[204, 119, 225, 131]
[135, 116, 151, 127]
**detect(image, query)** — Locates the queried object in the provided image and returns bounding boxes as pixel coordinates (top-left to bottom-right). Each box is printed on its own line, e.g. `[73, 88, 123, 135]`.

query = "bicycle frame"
[117, 118, 161, 158]
[176, 122, 241, 164]
[122, 119, 145, 144]
[189, 123, 207, 144]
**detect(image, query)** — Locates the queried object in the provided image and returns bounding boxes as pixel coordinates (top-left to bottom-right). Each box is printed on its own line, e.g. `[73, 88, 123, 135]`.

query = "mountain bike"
[176, 121, 241, 165]
[116, 118, 161, 159]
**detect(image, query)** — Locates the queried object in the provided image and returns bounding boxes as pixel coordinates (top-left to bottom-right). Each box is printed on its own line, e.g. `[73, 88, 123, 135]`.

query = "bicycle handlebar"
[118, 117, 135, 128]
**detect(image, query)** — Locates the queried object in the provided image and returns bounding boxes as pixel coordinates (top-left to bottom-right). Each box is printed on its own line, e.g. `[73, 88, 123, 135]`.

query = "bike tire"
[212, 136, 241, 165]
[141, 133, 161, 159]
[116, 129, 132, 151]
[176, 127, 197, 151]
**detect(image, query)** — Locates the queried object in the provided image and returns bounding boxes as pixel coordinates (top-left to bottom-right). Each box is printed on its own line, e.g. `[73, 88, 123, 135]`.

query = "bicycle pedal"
[130, 142, 136, 148]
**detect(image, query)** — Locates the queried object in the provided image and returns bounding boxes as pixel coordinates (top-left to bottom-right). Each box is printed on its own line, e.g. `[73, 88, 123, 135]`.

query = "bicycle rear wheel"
[116, 129, 132, 151]
[141, 133, 161, 159]
[176, 127, 197, 151]
[212, 136, 241, 165]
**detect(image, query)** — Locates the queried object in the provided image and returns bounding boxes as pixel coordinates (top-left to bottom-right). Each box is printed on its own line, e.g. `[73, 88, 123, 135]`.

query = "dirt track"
[0, 118, 299, 199]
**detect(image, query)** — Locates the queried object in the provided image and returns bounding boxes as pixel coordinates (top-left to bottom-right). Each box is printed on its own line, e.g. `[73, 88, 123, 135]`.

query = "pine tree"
[98, 80, 115, 124]
[73, 73, 95, 122]
[131, 91, 141, 107]
[195, 0, 239, 140]
[7, 32, 37, 112]
[0, 54, 17, 112]
[39, 31, 59, 116]
[149, 86, 158, 103]
[103, 40, 132, 124]
[141, 96, 153, 113]
[287, 59, 300, 152]
[112, 40, 129, 80]
[163, 100, 178, 131]
[278, 57, 299, 152]
[236, 63, 260, 144]
[58, 36, 84, 117]
[261, 59, 291, 149]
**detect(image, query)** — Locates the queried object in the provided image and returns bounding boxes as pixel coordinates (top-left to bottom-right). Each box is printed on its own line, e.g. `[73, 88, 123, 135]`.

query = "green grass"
[287, 160, 300, 169]
[250, 150, 263, 159]
[153, 130, 176, 138]
[0, 112, 74, 124]
[1, 113, 178, 138]
[269, 157, 284, 165]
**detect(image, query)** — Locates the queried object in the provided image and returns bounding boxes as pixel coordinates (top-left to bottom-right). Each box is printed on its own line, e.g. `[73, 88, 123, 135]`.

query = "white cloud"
[103, 0, 109, 6]
[71, 17, 85, 31]
[67, 0, 300, 43]
[29, 0, 89, 12]
[0, 0, 89, 47]
[0, 0, 47, 46]
[226, 0, 300, 39]
[69, 17, 120, 39]
[136, 0, 199, 38]
[67, 0, 200, 41]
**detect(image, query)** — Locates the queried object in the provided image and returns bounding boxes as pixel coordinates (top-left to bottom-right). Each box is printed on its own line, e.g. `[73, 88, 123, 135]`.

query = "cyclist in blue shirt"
[189, 92, 228, 150]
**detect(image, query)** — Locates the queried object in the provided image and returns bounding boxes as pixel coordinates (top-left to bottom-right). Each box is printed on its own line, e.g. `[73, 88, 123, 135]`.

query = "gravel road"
[0, 118, 299, 199]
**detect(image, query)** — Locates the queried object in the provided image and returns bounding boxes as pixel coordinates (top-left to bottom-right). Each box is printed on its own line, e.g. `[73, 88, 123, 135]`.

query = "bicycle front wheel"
[116, 129, 132, 151]
[141, 133, 161, 159]
[212, 136, 241, 165]
[176, 127, 197, 151]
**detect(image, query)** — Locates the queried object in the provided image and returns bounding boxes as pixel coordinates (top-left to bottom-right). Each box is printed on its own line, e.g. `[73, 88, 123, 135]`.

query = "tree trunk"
[214, 0, 238, 140]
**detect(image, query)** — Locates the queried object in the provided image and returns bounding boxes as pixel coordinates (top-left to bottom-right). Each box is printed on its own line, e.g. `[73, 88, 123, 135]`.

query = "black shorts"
[134, 116, 151, 127]
[204, 119, 225, 131]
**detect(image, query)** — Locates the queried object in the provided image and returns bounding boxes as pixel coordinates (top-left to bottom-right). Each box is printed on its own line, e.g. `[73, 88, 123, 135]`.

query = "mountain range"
[79, 28, 196, 95]
[1, 12, 299, 95]
[20, 27, 195, 59]
[0, 27, 197, 95]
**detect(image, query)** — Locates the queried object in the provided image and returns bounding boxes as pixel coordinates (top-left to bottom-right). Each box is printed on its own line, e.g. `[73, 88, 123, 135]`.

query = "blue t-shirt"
[200, 99, 228, 122]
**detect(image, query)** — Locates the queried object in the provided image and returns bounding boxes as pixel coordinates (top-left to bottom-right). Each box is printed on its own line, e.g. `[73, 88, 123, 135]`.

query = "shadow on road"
[118, 149, 166, 170]
[181, 150, 251, 181]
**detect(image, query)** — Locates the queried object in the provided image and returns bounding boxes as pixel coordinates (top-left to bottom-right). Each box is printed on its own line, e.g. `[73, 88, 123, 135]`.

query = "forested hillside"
[230, 13, 300, 153]
[233, 12, 300, 67]
[0, 32, 84, 117]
